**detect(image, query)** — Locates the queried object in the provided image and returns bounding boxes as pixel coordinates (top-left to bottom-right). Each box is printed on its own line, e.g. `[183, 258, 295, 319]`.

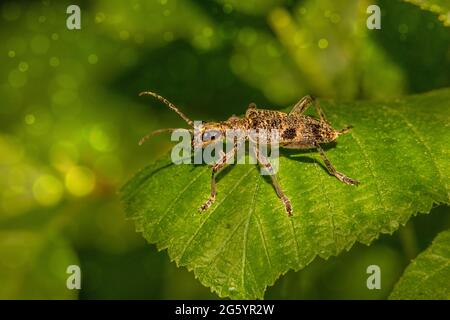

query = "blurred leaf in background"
[0, 0, 449, 299]
[0, 230, 78, 299]
[402, 0, 450, 27]
[390, 228, 450, 299]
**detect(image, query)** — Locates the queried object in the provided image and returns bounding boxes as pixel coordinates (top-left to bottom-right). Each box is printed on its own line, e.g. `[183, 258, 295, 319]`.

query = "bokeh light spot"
[318, 38, 329, 49]
[8, 50, 16, 58]
[32, 174, 63, 206]
[7, 37, 27, 55]
[223, 3, 233, 14]
[95, 12, 106, 23]
[18, 61, 28, 72]
[24, 114, 35, 125]
[89, 126, 112, 151]
[24, 108, 52, 135]
[49, 56, 60, 67]
[331, 13, 341, 24]
[65, 166, 96, 197]
[88, 54, 98, 64]
[398, 24, 409, 34]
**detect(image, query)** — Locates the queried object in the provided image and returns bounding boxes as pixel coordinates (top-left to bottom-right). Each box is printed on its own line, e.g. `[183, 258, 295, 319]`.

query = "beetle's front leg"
[199, 147, 236, 212]
[315, 144, 360, 185]
[253, 146, 292, 216]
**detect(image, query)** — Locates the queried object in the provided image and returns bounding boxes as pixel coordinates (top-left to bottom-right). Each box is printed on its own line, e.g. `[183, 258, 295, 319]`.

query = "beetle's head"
[193, 122, 226, 149]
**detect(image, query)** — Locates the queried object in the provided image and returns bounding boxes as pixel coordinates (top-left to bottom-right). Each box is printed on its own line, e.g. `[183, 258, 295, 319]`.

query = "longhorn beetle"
[139, 91, 359, 216]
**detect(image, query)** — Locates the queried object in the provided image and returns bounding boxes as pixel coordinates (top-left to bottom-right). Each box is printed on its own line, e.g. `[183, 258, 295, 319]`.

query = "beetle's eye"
[203, 130, 220, 141]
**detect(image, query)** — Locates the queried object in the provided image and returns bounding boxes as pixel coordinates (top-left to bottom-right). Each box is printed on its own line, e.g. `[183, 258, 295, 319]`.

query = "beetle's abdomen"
[297, 116, 337, 144]
[278, 116, 337, 147]
[246, 110, 337, 146]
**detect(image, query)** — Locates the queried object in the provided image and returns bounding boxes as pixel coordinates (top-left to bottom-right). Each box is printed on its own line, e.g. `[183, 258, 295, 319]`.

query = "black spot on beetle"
[282, 128, 297, 139]
[311, 123, 321, 136]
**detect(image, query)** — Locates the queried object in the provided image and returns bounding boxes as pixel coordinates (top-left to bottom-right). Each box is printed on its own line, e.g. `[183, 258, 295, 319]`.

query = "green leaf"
[121, 88, 450, 299]
[403, 0, 450, 26]
[390, 229, 450, 299]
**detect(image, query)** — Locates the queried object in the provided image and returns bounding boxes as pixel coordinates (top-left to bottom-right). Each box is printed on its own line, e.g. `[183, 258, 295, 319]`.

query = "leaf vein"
[382, 105, 449, 201]
[242, 180, 259, 293]
[150, 166, 209, 239]
[177, 167, 254, 262]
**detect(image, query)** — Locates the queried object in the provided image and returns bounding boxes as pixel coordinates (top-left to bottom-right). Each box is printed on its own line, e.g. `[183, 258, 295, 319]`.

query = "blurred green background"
[0, 0, 449, 299]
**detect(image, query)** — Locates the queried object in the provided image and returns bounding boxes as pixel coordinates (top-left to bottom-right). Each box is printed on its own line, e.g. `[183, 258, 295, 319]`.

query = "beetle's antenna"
[139, 91, 194, 126]
[337, 125, 353, 135]
[138, 128, 193, 146]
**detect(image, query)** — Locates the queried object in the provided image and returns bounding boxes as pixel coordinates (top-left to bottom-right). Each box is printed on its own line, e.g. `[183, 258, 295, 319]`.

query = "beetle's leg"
[245, 102, 257, 117]
[253, 145, 292, 216]
[199, 145, 238, 212]
[314, 99, 328, 123]
[289, 95, 314, 115]
[315, 144, 359, 185]
[289, 95, 327, 122]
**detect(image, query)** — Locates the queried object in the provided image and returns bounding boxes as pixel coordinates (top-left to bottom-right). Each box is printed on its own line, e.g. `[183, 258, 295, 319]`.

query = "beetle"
[139, 91, 359, 216]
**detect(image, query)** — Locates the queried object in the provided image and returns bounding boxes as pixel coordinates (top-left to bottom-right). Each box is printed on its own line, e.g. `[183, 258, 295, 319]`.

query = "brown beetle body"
[139, 92, 359, 216]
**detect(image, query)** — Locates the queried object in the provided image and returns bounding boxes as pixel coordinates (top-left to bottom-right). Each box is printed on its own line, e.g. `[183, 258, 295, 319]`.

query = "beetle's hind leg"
[315, 144, 359, 185]
[289, 95, 328, 123]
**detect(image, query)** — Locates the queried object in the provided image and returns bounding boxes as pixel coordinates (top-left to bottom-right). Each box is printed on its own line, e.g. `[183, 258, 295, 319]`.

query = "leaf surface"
[121, 88, 450, 299]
